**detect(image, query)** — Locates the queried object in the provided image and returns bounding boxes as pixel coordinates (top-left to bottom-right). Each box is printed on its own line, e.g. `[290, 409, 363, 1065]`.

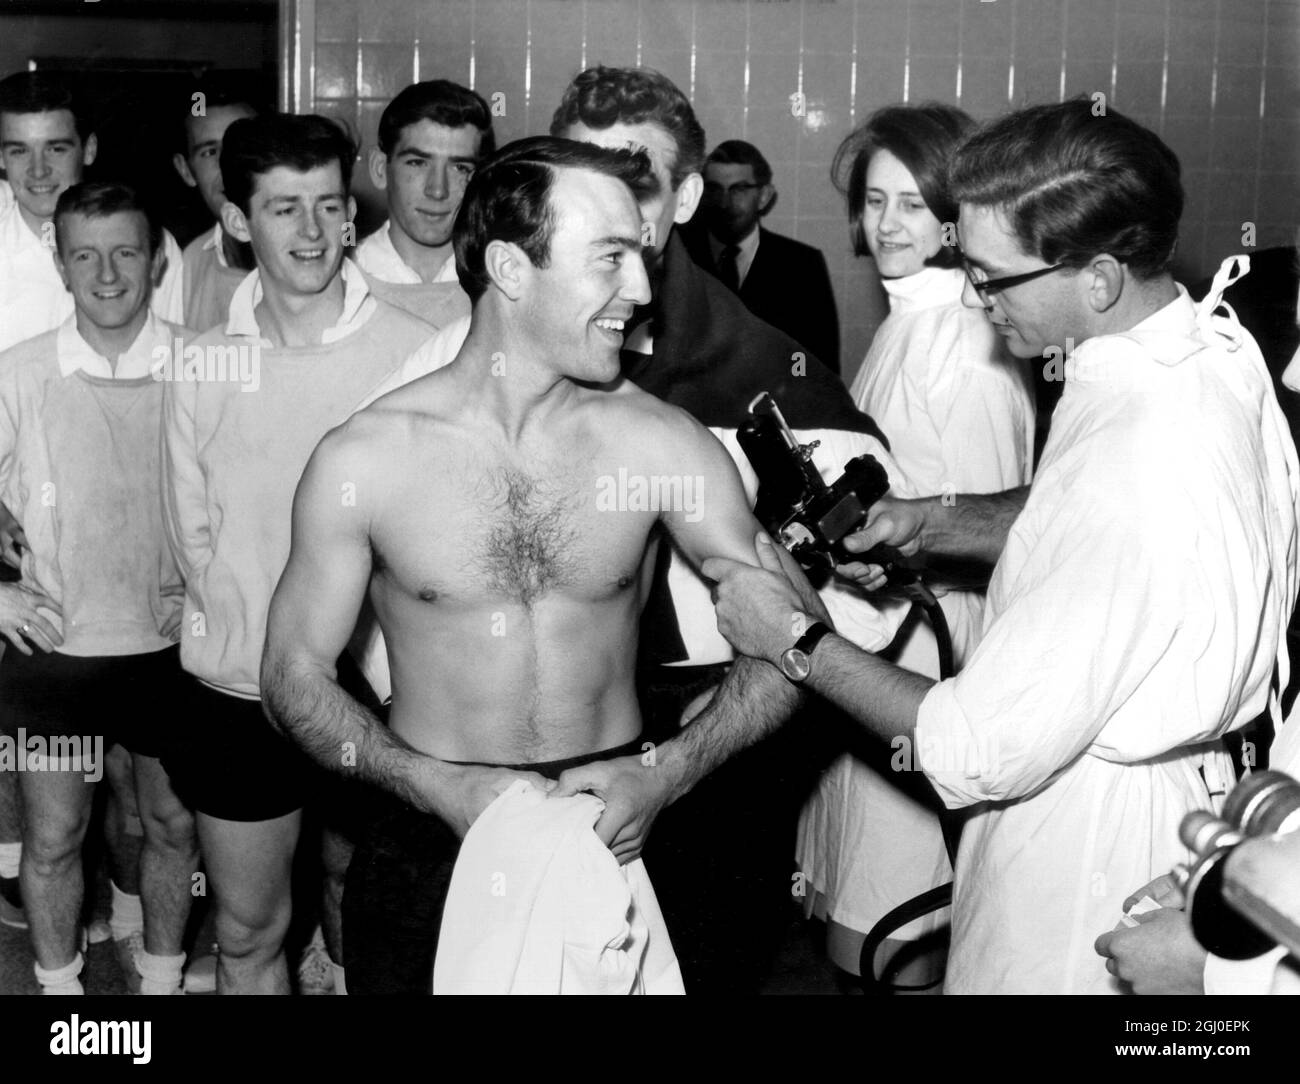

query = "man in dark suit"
[685, 139, 841, 373]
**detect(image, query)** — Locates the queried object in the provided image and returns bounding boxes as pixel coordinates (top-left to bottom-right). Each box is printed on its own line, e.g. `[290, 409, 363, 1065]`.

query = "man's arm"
[836, 487, 1029, 588]
[260, 419, 548, 837]
[554, 409, 825, 861]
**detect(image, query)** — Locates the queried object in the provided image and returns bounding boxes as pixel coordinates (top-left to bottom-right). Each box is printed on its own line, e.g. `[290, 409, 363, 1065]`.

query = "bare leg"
[103, 744, 142, 896]
[132, 755, 198, 956]
[320, 824, 351, 966]
[197, 810, 300, 995]
[19, 768, 95, 969]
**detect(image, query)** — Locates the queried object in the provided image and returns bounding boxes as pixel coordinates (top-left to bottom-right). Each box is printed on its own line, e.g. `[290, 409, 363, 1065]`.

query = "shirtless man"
[261, 136, 816, 994]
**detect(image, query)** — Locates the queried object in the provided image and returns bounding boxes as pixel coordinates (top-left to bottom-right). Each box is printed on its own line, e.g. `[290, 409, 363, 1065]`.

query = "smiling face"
[226, 162, 354, 300]
[558, 119, 696, 262]
[517, 167, 651, 384]
[373, 119, 483, 250]
[957, 203, 1081, 359]
[0, 109, 96, 229]
[861, 148, 944, 279]
[177, 104, 258, 218]
[55, 209, 159, 333]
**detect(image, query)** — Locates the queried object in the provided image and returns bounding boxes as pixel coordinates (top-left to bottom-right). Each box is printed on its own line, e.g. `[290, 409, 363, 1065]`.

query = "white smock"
[917, 258, 1300, 993]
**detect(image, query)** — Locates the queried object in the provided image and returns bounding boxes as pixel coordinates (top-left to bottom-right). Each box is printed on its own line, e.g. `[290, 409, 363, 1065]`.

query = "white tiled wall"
[287, 0, 1300, 381]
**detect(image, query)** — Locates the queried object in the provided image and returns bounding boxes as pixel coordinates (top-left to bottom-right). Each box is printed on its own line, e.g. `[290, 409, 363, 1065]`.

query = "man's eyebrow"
[591, 234, 642, 250]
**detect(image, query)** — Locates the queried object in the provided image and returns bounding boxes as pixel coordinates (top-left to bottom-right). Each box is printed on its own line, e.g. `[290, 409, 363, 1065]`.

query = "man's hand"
[1094, 907, 1207, 994]
[551, 753, 677, 865]
[432, 763, 555, 840]
[834, 496, 929, 590]
[702, 532, 832, 665]
[0, 583, 62, 655]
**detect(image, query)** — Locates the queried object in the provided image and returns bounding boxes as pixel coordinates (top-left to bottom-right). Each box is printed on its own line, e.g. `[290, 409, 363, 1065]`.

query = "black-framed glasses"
[961, 256, 1067, 298]
[702, 181, 762, 200]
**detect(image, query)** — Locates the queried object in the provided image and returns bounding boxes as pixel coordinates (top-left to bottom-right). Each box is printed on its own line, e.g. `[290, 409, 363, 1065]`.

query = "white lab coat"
[916, 260, 1300, 993]
[798, 267, 1035, 941]
[433, 780, 684, 995]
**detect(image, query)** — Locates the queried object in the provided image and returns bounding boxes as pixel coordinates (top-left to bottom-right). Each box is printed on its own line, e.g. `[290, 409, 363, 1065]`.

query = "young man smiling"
[356, 80, 492, 330]
[160, 113, 440, 995]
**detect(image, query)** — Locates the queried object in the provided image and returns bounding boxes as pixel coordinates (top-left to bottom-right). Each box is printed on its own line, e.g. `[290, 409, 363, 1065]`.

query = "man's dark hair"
[378, 79, 494, 158]
[453, 135, 653, 304]
[54, 181, 161, 256]
[706, 139, 772, 187]
[0, 71, 93, 142]
[220, 113, 356, 213]
[178, 73, 265, 155]
[832, 102, 974, 268]
[948, 99, 1183, 279]
[550, 66, 705, 189]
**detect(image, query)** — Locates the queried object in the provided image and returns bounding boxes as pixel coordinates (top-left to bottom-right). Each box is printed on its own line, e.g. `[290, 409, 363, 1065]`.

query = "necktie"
[716, 245, 741, 293]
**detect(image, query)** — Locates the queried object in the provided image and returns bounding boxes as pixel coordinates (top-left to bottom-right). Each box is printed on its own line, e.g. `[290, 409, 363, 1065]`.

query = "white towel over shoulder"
[433, 780, 684, 995]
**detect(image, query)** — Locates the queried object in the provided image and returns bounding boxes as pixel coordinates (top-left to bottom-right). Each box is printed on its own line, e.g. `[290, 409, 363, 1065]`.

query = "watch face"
[780, 647, 811, 682]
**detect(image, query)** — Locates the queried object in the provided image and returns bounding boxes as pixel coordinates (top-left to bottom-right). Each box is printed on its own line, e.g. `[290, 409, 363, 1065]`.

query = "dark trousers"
[638, 663, 847, 994]
[343, 736, 645, 995]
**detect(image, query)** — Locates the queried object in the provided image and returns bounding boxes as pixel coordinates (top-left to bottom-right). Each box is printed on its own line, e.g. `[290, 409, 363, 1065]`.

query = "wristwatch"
[778, 621, 833, 683]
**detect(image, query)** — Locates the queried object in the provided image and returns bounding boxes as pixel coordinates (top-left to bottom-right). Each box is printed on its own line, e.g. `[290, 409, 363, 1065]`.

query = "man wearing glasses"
[685, 140, 840, 373]
[702, 100, 1300, 993]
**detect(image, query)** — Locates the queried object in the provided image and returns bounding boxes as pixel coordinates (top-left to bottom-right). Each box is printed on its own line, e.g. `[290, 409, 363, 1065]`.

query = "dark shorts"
[160, 674, 319, 823]
[343, 735, 645, 995]
[0, 644, 184, 759]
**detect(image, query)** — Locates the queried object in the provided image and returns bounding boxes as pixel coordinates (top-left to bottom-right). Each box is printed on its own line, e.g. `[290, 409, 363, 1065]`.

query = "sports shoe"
[296, 925, 335, 995]
[0, 875, 25, 930]
[113, 930, 145, 993]
[183, 944, 217, 994]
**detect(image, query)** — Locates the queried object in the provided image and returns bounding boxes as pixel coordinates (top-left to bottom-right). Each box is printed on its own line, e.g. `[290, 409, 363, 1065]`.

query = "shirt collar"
[223, 257, 376, 345]
[707, 224, 761, 264]
[56, 310, 171, 380]
[358, 220, 458, 285]
[0, 189, 47, 254]
[880, 265, 965, 313]
[202, 222, 230, 268]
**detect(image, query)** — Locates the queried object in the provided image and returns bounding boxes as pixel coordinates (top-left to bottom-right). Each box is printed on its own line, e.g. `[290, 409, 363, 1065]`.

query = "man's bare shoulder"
[590, 377, 711, 454]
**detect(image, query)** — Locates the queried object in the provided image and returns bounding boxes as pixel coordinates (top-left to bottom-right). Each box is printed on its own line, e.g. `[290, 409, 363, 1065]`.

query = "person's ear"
[485, 238, 525, 300]
[673, 172, 703, 225]
[173, 152, 197, 188]
[758, 184, 777, 216]
[1085, 254, 1124, 313]
[81, 133, 97, 169]
[221, 200, 252, 245]
[368, 147, 388, 191]
[150, 241, 168, 288]
[347, 195, 357, 225]
[53, 246, 69, 291]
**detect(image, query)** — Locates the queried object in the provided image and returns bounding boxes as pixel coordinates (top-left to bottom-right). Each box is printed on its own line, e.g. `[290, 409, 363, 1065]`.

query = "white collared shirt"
[56, 310, 172, 381]
[0, 193, 185, 353]
[355, 220, 458, 285]
[201, 222, 231, 269]
[223, 257, 377, 345]
[706, 225, 761, 289]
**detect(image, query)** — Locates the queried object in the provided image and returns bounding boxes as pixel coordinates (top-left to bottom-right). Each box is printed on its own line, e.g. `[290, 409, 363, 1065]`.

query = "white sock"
[35, 953, 84, 995]
[332, 962, 346, 995]
[0, 841, 20, 880]
[136, 949, 186, 996]
[108, 881, 143, 941]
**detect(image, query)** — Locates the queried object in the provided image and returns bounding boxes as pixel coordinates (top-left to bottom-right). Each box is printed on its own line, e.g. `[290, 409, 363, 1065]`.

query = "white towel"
[433, 780, 685, 995]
